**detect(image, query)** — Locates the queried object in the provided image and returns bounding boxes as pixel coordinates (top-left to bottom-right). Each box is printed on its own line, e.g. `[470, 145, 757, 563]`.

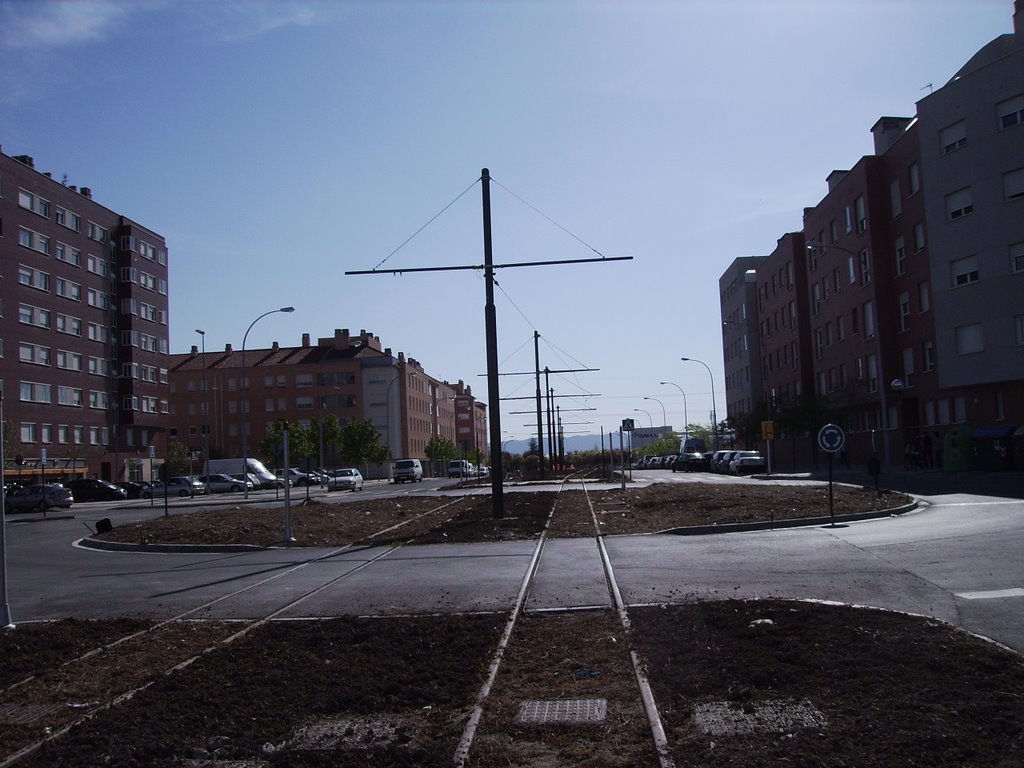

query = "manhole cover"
[517, 698, 607, 725]
[0, 702, 76, 725]
[693, 699, 826, 735]
[290, 715, 417, 750]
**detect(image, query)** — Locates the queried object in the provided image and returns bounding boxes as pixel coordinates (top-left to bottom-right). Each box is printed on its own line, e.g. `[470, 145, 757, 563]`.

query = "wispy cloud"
[0, 0, 130, 50]
[199, 2, 326, 43]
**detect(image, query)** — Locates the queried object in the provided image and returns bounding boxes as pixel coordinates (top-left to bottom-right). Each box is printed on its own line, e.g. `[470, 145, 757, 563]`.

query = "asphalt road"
[4, 473, 1023, 654]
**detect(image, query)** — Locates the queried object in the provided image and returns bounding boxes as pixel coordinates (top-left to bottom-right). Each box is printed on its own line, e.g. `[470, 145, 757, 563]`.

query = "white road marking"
[956, 588, 1024, 600]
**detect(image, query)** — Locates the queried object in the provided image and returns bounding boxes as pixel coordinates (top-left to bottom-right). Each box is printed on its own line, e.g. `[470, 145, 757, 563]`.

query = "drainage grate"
[693, 699, 826, 736]
[517, 698, 607, 725]
[0, 702, 75, 725]
[290, 715, 417, 750]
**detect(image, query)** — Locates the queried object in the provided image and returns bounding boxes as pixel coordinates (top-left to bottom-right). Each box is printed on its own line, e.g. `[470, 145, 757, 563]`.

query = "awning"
[972, 425, 1019, 440]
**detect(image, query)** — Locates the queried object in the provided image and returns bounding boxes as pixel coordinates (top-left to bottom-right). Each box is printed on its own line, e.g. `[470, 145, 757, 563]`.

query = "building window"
[844, 205, 852, 234]
[55, 243, 82, 267]
[899, 292, 911, 332]
[854, 195, 866, 233]
[20, 382, 51, 403]
[56, 278, 82, 301]
[57, 386, 83, 407]
[997, 93, 1024, 129]
[851, 306, 859, 335]
[954, 324, 984, 355]
[951, 255, 979, 287]
[940, 120, 967, 153]
[56, 314, 82, 336]
[1016, 315, 1024, 346]
[918, 281, 930, 312]
[867, 355, 878, 393]
[296, 397, 314, 410]
[1011, 242, 1024, 273]
[1004, 167, 1024, 201]
[859, 250, 871, 286]
[19, 266, 50, 292]
[812, 283, 821, 316]
[19, 343, 50, 366]
[923, 341, 935, 370]
[18, 189, 49, 217]
[295, 374, 314, 388]
[20, 424, 37, 444]
[908, 163, 920, 195]
[902, 348, 915, 386]
[890, 179, 902, 219]
[19, 304, 50, 329]
[945, 188, 973, 220]
[848, 255, 857, 284]
[913, 221, 926, 252]
[863, 301, 875, 338]
[894, 236, 906, 276]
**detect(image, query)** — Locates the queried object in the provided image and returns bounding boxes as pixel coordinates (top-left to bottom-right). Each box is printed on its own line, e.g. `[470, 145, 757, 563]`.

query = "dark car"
[672, 452, 709, 472]
[4, 484, 74, 514]
[116, 481, 154, 499]
[66, 478, 128, 502]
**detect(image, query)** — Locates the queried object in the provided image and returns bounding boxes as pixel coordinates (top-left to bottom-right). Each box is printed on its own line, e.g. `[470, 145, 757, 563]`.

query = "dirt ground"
[3, 481, 1023, 766]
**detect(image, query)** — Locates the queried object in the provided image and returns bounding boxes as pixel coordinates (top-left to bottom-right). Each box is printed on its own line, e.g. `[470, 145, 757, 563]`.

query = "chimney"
[272, 341, 280, 351]
[871, 116, 913, 155]
[80, 187, 92, 199]
[190, 345, 199, 357]
[1016, 0, 1023, 35]
[225, 343, 233, 353]
[302, 333, 310, 348]
[825, 170, 849, 192]
[12, 155, 34, 168]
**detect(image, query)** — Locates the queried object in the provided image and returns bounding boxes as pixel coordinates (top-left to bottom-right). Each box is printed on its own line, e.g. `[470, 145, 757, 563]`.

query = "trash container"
[972, 425, 1018, 471]
[943, 425, 974, 472]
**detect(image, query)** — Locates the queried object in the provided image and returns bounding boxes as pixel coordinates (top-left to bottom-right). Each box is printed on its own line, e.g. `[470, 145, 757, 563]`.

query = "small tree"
[166, 439, 191, 476]
[339, 419, 385, 466]
[425, 435, 458, 462]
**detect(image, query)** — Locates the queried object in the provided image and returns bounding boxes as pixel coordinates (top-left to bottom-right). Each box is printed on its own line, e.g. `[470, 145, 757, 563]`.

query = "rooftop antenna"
[921, 83, 933, 94]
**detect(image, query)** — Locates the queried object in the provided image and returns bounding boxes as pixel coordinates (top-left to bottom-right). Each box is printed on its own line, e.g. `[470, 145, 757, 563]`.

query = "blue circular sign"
[818, 423, 846, 453]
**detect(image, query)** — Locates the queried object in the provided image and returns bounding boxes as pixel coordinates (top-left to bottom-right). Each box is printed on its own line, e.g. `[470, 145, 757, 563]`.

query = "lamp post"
[681, 357, 718, 450]
[659, 381, 688, 439]
[807, 239, 891, 470]
[643, 396, 667, 433]
[242, 306, 295, 499]
[633, 408, 653, 429]
[196, 329, 209, 473]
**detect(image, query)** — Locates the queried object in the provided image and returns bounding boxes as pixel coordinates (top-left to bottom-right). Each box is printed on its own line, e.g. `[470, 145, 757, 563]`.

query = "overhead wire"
[490, 176, 605, 259]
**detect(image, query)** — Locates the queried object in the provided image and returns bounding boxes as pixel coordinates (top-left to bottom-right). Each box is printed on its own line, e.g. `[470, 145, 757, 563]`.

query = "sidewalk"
[764, 462, 1024, 499]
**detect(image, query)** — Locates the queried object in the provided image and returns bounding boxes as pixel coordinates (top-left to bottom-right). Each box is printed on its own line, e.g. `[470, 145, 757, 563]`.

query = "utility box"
[943, 426, 974, 472]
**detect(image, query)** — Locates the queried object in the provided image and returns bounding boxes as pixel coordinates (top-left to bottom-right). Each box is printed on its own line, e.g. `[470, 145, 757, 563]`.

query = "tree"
[339, 419, 385, 466]
[259, 418, 314, 470]
[425, 435, 458, 462]
[166, 439, 191, 476]
[527, 437, 539, 457]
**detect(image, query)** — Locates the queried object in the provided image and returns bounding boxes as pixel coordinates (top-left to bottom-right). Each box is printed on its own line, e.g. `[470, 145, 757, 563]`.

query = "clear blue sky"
[1, 0, 1013, 445]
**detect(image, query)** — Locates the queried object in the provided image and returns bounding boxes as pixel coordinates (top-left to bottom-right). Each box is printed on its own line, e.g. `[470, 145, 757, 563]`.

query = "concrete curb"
[76, 537, 268, 554]
[656, 500, 918, 536]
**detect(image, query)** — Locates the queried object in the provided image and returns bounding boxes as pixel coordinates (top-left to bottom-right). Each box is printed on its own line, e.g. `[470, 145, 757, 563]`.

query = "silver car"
[198, 473, 252, 493]
[327, 468, 364, 492]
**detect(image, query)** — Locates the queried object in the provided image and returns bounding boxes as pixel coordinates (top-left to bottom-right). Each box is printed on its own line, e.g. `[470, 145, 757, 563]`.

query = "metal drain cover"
[693, 698, 826, 735]
[517, 698, 607, 725]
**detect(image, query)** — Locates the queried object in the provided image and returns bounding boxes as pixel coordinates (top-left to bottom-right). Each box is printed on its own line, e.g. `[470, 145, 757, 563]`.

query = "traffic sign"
[817, 423, 846, 453]
[761, 420, 775, 440]
[622, 418, 635, 432]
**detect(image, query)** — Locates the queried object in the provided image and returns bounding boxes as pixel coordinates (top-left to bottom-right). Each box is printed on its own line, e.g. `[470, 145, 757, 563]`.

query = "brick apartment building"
[721, 1, 1024, 470]
[167, 328, 486, 472]
[1, 150, 170, 482]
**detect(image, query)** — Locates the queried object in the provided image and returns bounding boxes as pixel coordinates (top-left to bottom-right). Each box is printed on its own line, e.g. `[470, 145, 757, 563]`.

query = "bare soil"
[3, 482, 1022, 766]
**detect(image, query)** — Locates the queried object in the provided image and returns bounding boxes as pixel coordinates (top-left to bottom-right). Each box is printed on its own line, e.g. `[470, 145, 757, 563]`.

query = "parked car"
[230, 472, 265, 489]
[4, 483, 73, 514]
[116, 481, 152, 499]
[158, 477, 206, 497]
[276, 468, 315, 487]
[327, 468, 364, 492]
[672, 452, 709, 472]
[66, 478, 128, 502]
[729, 451, 767, 475]
[447, 459, 473, 478]
[198, 473, 252, 493]
[709, 450, 734, 473]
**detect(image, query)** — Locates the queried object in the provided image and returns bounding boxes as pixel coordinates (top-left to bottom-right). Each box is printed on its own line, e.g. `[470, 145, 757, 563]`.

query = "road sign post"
[817, 424, 846, 526]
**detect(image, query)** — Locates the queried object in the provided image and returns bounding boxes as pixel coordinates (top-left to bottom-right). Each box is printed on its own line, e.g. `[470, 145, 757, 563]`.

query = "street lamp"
[196, 329, 209, 473]
[242, 306, 295, 499]
[633, 408, 653, 429]
[659, 381, 688, 439]
[643, 396, 667, 431]
[807, 239, 891, 470]
[681, 357, 718, 450]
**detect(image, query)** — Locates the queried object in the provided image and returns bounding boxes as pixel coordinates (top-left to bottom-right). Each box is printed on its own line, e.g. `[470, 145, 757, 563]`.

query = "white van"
[392, 458, 423, 483]
[447, 459, 473, 479]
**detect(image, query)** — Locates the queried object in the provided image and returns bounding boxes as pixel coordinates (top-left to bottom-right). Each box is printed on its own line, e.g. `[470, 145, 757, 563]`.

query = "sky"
[0, 0, 1015, 448]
